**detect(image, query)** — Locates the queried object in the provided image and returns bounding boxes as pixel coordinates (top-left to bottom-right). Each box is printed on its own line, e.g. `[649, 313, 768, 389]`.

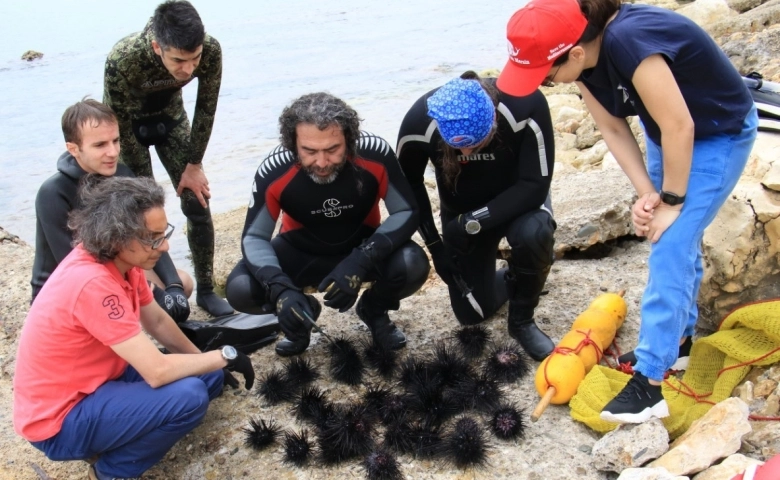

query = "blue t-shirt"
[579, 4, 753, 145]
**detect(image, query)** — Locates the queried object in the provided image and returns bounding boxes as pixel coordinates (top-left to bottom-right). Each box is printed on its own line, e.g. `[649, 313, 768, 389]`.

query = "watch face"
[223, 345, 237, 360]
[465, 220, 481, 235]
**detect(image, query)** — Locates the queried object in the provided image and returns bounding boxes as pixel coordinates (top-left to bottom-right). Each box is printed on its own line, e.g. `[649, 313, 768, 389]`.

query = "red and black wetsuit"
[226, 131, 428, 314]
[397, 80, 556, 325]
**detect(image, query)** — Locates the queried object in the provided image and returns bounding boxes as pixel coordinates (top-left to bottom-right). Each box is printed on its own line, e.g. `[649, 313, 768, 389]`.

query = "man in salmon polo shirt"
[13, 176, 255, 480]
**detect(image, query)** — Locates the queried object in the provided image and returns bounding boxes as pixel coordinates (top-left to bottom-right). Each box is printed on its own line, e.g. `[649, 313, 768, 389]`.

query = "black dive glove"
[222, 351, 255, 390]
[275, 288, 320, 335]
[152, 283, 191, 323]
[317, 248, 374, 312]
[428, 241, 462, 287]
[442, 215, 475, 255]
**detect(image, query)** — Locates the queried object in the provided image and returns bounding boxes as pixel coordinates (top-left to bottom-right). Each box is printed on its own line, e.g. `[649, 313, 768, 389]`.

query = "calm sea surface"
[0, 0, 519, 276]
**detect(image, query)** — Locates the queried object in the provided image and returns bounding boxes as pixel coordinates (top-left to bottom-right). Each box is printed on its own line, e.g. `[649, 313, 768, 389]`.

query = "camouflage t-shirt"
[103, 20, 222, 165]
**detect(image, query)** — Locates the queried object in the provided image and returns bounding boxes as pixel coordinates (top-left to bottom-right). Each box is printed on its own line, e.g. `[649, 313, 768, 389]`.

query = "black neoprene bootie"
[196, 284, 235, 317]
[505, 269, 553, 361]
[275, 296, 321, 357]
[507, 314, 554, 361]
[355, 292, 406, 350]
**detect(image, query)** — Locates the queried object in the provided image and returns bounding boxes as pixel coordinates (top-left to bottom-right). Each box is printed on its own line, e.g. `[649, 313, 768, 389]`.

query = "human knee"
[506, 212, 555, 270]
[225, 262, 267, 314]
[181, 192, 210, 223]
[166, 378, 210, 423]
[388, 242, 430, 299]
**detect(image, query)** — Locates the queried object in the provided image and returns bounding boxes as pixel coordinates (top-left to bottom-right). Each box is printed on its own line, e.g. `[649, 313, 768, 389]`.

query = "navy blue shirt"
[579, 4, 753, 145]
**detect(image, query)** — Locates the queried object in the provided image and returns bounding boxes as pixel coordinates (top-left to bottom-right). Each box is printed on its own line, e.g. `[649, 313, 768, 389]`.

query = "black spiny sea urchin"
[362, 339, 398, 379]
[453, 325, 491, 359]
[429, 341, 473, 387]
[243, 418, 281, 451]
[363, 449, 403, 480]
[283, 429, 313, 466]
[294, 386, 332, 428]
[449, 374, 503, 413]
[257, 368, 297, 405]
[328, 337, 365, 385]
[484, 341, 530, 384]
[284, 356, 320, 388]
[441, 416, 488, 468]
[317, 404, 376, 464]
[490, 404, 526, 440]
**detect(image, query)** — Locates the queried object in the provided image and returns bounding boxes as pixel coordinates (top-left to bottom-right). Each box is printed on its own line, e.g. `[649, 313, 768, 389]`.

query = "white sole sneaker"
[600, 399, 670, 424]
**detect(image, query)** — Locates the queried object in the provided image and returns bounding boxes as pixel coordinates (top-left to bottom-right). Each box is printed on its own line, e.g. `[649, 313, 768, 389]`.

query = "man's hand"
[224, 351, 255, 390]
[632, 192, 660, 237]
[276, 289, 319, 334]
[317, 249, 373, 312]
[177, 163, 211, 208]
[646, 203, 682, 243]
[428, 241, 462, 287]
[443, 215, 473, 255]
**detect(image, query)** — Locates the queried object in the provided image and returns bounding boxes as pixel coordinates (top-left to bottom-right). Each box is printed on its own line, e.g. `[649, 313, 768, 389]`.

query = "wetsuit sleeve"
[396, 102, 441, 248]
[478, 91, 555, 230]
[189, 37, 222, 165]
[103, 56, 140, 162]
[35, 181, 75, 264]
[241, 147, 295, 290]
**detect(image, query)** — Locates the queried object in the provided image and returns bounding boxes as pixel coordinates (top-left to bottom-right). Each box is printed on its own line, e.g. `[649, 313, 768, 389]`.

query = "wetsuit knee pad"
[506, 211, 555, 271]
[225, 261, 269, 315]
[395, 242, 431, 298]
[181, 192, 210, 222]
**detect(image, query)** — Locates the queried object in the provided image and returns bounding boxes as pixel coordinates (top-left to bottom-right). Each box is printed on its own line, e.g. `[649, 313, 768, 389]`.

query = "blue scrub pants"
[635, 106, 758, 381]
[31, 366, 224, 478]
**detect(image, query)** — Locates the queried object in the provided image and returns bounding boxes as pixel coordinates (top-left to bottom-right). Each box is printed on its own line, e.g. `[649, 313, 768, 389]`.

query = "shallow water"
[0, 0, 519, 277]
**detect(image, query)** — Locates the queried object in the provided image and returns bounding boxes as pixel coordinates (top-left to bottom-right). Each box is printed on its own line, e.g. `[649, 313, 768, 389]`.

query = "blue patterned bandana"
[427, 78, 495, 148]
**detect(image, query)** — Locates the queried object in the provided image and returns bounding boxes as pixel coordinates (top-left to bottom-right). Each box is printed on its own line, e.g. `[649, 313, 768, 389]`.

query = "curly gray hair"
[278, 92, 362, 160]
[68, 176, 166, 262]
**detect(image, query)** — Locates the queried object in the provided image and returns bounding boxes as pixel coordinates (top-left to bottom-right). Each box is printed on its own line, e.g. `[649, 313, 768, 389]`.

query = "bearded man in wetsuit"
[225, 92, 429, 357]
[31, 98, 193, 323]
[397, 72, 556, 361]
[103, 0, 232, 316]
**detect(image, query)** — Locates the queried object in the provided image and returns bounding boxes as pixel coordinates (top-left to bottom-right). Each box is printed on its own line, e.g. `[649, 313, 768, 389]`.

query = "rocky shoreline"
[3, 0, 780, 477]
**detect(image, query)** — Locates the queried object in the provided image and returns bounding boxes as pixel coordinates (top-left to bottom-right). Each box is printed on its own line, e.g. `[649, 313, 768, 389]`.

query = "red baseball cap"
[496, 0, 588, 97]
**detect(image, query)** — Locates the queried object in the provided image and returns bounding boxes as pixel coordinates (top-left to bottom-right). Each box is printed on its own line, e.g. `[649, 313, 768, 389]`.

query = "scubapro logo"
[312, 198, 354, 217]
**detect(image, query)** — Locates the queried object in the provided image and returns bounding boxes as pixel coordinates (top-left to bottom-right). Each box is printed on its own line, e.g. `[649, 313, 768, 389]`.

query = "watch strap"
[659, 190, 686, 206]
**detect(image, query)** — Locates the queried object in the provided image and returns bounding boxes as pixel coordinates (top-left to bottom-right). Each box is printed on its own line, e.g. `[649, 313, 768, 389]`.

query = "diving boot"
[507, 314, 554, 361]
[196, 284, 235, 317]
[275, 295, 321, 357]
[355, 293, 406, 350]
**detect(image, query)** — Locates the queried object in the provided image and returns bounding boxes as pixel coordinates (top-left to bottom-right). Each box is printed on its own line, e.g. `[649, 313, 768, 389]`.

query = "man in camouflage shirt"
[104, 0, 232, 316]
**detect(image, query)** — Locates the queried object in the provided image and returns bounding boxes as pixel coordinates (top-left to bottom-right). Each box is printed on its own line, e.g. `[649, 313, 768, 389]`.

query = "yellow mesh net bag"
[570, 299, 780, 438]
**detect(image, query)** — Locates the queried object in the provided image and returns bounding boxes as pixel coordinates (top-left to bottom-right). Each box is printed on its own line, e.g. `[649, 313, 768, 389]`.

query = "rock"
[709, 0, 780, 38]
[753, 379, 778, 398]
[616, 467, 689, 479]
[727, 0, 771, 13]
[591, 418, 670, 473]
[551, 168, 636, 254]
[678, 0, 738, 26]
[576, 116, 602, 149]
[649, 398, 752, 475]
[602, 151, 622, 171]
[20, 50, 43, 61]
[555, 106, 587, 125]
[573, 140, 609, 169]
[742, 422, 780, 460]
[692, 454, 764, 480]
[735, 381, 755, 404]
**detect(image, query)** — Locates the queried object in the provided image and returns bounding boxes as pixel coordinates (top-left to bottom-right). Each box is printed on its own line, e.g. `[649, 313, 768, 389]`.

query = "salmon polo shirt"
[13, 244, 152, 442]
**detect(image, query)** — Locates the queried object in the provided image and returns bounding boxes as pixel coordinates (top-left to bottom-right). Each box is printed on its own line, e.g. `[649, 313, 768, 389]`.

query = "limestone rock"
[727, 0, 771, 13]
[591, 418, 670, 473]
[616, 467, 689, 479]
[692, 454, 764, 480]
[709, 0, 780, 38]
[573, 140, 609, 169]
[743, 421, 780, 459]
[550, 168, 636, 254]
[761, 159, 780, 192]
[678, 0, 738, 26]
[576, 116, 602, 149]
[21, 50, 43, 61]
[649, 398, 752, 475]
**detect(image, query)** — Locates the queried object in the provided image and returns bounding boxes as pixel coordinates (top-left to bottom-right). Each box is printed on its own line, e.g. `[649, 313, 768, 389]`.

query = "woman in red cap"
[497, 0, 757, 424]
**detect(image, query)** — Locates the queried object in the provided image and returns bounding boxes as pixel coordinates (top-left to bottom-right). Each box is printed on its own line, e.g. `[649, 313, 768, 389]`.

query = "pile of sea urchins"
[243, 324, 530, 479]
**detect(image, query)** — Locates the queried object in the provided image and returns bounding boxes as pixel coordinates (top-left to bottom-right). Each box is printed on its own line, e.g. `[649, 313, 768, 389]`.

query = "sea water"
[0, 0, 519, 277]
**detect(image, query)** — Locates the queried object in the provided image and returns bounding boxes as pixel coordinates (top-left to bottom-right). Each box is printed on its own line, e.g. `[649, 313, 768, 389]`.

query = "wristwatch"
[464, 206, 491, 235]
[659, 190, 686, 206]
[221, 345, 238, 366]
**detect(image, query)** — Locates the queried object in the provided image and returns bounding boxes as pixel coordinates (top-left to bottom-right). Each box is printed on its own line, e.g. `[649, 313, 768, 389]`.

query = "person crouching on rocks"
[396, 71, 557, 361]
[225, 92, 429, 357]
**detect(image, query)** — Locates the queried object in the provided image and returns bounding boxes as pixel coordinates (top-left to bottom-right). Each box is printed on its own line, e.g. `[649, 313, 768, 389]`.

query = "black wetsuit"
[31, 152, 188, 321]
[397, 81, 555, 325]
[226, 131, 428, 316]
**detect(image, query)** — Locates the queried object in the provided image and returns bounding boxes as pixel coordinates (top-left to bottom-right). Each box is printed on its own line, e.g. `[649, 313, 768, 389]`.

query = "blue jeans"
[635, 106, 757, 381]
[31, 366, 224, 478]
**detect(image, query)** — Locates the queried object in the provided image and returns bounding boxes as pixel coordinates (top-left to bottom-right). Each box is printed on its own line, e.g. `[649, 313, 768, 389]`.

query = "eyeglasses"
[138, 223, 175, 250]
[541, 64, 562, 88]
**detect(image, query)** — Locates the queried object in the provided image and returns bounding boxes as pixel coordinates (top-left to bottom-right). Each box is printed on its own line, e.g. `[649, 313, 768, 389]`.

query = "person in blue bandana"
[397, 71, 557, 361]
